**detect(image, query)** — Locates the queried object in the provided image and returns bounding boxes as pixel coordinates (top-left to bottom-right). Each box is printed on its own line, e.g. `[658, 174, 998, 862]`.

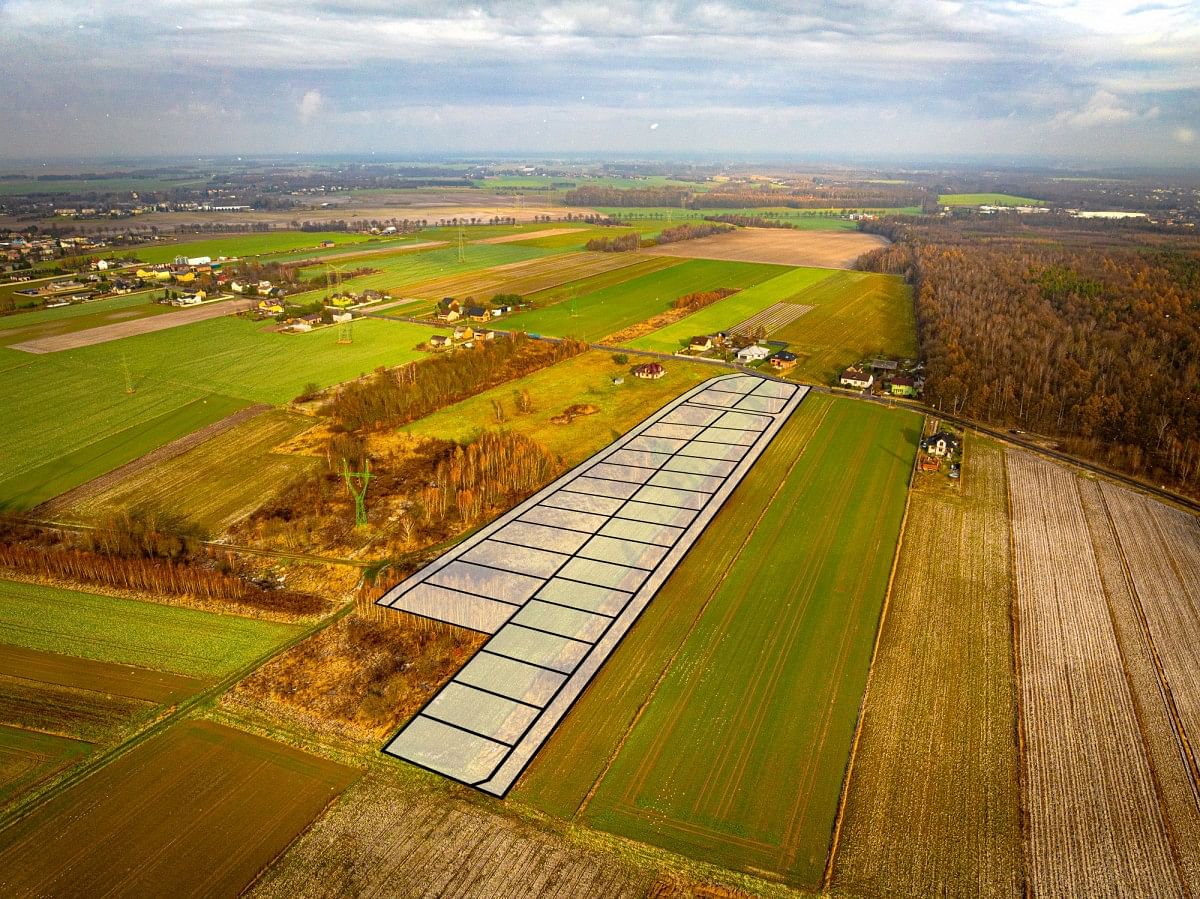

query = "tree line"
[857, 218, 1200, 493]
[325, 334, 588, 432]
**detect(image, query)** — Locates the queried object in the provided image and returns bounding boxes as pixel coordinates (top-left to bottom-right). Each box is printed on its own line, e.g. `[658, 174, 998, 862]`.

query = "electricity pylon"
[342, 458, 371, 527]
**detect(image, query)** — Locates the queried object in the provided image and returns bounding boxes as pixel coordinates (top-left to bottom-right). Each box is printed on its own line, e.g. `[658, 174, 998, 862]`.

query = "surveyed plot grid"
[378, 374, 808, 796]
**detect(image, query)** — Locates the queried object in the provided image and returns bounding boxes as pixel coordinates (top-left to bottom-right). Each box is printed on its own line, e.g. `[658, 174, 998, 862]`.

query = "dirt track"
[643, 228, 888, 269]
[10, 298, 254, 353]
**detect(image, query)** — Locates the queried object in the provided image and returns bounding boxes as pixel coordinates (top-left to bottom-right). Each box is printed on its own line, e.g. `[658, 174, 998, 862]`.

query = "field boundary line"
[1087, 481, 1199, 896]
[1002, 450, 1032, 899]
[822, 410, 921, 891]
[0, 600, 355, 835]
[577, 396, 834, 819]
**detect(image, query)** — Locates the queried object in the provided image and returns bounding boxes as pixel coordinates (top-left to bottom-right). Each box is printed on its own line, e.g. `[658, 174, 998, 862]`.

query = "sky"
[0, 0, 1198, 165]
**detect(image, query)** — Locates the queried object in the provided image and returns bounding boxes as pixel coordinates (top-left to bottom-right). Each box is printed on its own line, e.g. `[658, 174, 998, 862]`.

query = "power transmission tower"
[457, 227, 466, 263]
[342, 458, 371, 527]
[337, 318, 353, 345]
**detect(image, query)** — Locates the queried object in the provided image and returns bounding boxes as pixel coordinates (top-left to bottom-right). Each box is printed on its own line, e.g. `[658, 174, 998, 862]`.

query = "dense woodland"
[858, 218, 1200, 493]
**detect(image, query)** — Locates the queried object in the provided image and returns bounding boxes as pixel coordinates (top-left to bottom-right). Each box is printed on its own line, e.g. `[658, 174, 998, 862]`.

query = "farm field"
[257, 236, 418, 264]
[625, 265, 835, 352]
[10, 297, 254, 353]
[403, 351, 716, 461]
[502, 258, 784, 341]
[518, 255, 681, 305]
[0, 291, 174, 347]
[0, 720, 359, 897]
[506, 226, 642, 249]
[53, 409, 319, 534]
[288, 243, 554, 306]
[938, 193, 1045, 206]
[251, 772, 654, 899]
[772, 271, 917, 383]
[0, 176, 209, 196]
[385, 250, 653, 303]
[0, 674, 152, 742]
[0, 725, 91, 808]
[832, 436, 1022, 899]
[1005, 452, 1187, 897]
[642, 227, 889, 268]
[124, 231, 376, 264]
[0, 644, 207, 704]
[517, 396, 920, 887]
[0, 578, 300, 677]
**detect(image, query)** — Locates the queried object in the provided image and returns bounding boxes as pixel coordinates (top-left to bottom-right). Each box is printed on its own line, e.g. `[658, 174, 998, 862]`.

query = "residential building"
[839, 367, 873, 389]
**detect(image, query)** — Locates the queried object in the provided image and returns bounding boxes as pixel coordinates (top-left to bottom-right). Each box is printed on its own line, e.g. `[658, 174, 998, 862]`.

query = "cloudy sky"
[1, 0, 1197, 165]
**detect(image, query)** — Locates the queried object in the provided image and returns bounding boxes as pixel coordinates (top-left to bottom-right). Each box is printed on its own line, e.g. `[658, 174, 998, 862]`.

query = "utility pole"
[342, 458, 371, 527]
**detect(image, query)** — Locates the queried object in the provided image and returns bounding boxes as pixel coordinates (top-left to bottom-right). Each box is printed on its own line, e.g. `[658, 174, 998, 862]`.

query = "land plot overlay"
[642, 227, 889, 268]
[832, 436, 1022, 899]
[516, 397, 919, 885]
[380, 374, 808, 795]
[1006, 451, 1195, 897]
[251, 772, 652, 899]
[772, 271, 917, 383]
[0, 720, 359, 898]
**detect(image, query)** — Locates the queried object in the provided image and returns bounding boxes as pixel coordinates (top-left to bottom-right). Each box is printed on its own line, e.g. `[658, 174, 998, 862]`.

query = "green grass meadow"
[0, 579, 300, 677]
[938, 193, 1045, 207]
[125, 232, 376, 265]
[517, 396, 919, 886]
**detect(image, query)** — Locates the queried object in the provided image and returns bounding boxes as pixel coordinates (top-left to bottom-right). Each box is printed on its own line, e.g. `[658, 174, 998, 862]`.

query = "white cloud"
[1175, 126, 1196, 143]
[298, 89, 323, 122]
[1057, 90, 1139, 128]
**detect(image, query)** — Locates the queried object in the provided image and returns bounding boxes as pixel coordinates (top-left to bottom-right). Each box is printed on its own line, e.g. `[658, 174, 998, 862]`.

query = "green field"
[938, 193, 1045, 207]
[516, 396, 920, 886]
[771, 271, 917, 383]
[0, 290, 174, 348]
[403, 351, 715, 461]
[60, 410, 319, 534]
[0, 316, 434, 508]
[256, 236, 418, 264]
[0, 579, 300, 677]
[287, 243, 555, 306]
[124, 232, 376, 264]
[502, 259, 784, 342]
[626, 266, 836, 352]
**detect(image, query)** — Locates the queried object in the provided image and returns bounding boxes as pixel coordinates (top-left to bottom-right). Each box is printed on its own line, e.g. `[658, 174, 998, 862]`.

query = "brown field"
[1006, 451, 1185, 897]
[0, 724, 91, 808]
[10, 298, 254, 353]
[832, 437, 1022, 899]
[0, 719, 359, 897]
[249, 772, 654, 899]
[475, 227, 584, 244]
[1084, 481, 1200, 889]
[283, 239, 447, 265]
[398, 250, 653, 300]
[0, 675, 151, 742]
[642, 228, 889, 268]
[0, 644, 208, 704]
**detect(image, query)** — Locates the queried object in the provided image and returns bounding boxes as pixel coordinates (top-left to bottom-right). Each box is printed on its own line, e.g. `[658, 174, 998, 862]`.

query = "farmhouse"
[770, 350, 798, 370]
[921, 431, 960, 457]
[689, 335, 714, 352]
[452, 325, 474, 342]
[840, 367, 874, 389]
[466, 305, 489, 322]
[890, 374, 919, 397]
[429, 334, 452, 349]
[633, 362, 666, 380]
[736, 344, 770, 363]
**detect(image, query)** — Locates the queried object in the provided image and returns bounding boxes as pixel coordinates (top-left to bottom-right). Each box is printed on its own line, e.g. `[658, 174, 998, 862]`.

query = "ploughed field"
[641, 227, 890, 268]
[514, 395, 921, 887]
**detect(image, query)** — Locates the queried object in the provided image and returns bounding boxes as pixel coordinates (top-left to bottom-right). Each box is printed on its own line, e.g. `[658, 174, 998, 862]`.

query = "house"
[476, 329, 495, 340]
[257, 300, 284, 315]
[921, 432, 960, 457]
[230, 280, 245, 293]
[452, 325, 474, 342]
[632, 362, 665, 380]
[429, 334, 452, 349]
[689, 335, 714, 352]
[736, 344, 771, 364]
[839, 367, 874, 389]
[466, 305, 489, 322]
[436, 307, 460, 322]
[331, 310, 353, 324]
[257, 280, 273, 292]
[889, 374, 918, 397]
[770, 350, 797, 370]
